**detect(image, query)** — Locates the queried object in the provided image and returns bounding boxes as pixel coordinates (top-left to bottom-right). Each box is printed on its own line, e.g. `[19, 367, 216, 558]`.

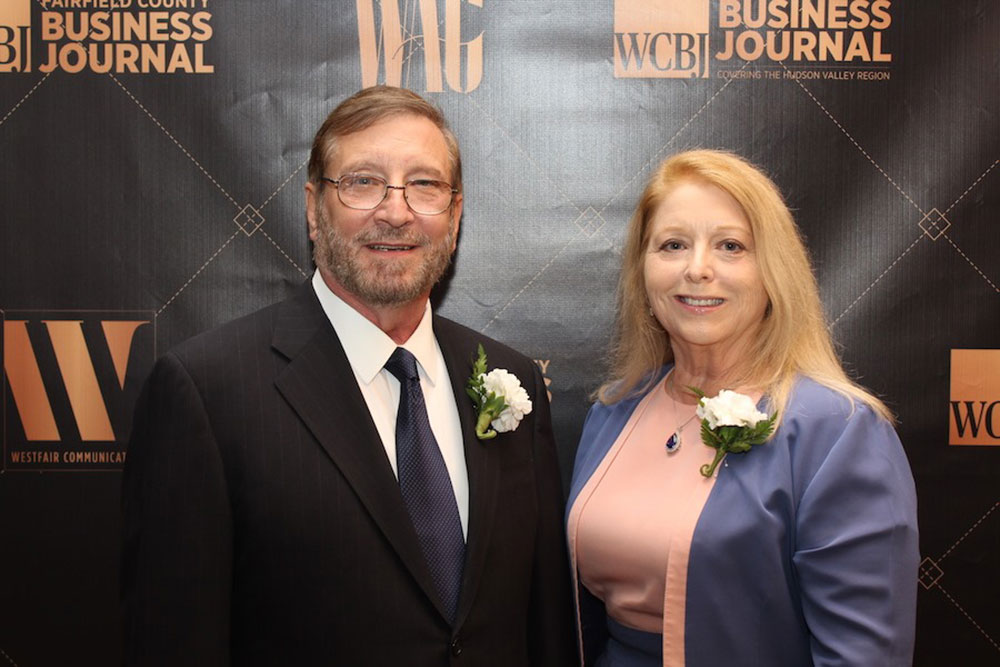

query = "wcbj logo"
[0, 0, 31, 73]
[614, 0, 710, 78]
[2, 311, 154, 470]
[356, 0, 483, 92]
[949, 349, 1000, 447]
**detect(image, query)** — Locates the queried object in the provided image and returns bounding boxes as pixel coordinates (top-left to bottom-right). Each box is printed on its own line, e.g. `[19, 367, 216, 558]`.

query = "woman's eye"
[661, 241, 684, 251]
[722, 240, 744, 252]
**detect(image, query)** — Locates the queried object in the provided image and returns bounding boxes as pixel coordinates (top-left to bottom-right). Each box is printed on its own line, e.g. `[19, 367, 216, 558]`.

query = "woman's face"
[643, 180, 769, 362]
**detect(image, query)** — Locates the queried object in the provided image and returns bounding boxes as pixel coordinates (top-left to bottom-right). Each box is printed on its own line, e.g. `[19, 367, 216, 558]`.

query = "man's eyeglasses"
[321, 174, 458, 216]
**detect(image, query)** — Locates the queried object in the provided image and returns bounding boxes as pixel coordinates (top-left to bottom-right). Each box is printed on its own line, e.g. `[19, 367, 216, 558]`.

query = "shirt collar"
[311, 271, 440, 386]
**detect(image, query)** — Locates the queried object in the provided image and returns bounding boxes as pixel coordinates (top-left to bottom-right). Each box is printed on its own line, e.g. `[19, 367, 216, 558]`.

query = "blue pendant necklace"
[665, 371, 698, 454]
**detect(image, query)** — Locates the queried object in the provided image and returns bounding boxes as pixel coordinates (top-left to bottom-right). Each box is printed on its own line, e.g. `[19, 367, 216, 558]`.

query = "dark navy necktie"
[384, 347, 465, 624]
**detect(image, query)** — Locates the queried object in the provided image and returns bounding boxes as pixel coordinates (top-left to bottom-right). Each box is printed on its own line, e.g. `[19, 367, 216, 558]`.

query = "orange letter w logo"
[4, 318, 151, 442]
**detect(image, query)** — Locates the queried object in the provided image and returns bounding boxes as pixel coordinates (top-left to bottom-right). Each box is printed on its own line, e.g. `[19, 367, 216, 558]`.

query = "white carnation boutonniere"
[465, 344, 533, 440]
[692, 388, 777, 478]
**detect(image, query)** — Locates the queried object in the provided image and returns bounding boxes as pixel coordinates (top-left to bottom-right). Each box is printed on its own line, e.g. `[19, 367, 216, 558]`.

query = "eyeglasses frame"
[320, 175, 459, 216]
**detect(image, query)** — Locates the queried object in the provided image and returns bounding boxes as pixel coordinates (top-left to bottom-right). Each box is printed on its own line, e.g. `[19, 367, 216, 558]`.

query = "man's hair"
[307, 85, 462, 191]
[598, 149, 891, 424]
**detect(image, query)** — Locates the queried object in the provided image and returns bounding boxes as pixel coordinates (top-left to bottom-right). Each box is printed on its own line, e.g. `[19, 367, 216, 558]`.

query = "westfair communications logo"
[614, 0, 710, 78]
[949, 349, 1000, 447]
[0, 0, 31, 73]
[2, 311, 154, 471]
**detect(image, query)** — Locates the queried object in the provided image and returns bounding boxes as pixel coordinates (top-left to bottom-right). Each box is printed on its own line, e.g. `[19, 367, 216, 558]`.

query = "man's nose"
[375, 185, 414, 227]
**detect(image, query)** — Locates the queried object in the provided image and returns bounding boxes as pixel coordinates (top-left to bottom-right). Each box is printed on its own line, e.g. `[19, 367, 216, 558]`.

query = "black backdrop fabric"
[1, 1, 997, 664]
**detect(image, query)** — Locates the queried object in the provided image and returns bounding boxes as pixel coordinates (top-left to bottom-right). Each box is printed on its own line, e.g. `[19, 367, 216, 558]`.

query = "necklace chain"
[665, 370, 698, 453]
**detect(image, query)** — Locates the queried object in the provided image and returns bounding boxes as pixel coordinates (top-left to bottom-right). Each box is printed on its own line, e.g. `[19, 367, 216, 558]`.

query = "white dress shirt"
[311, 271, 469, 538]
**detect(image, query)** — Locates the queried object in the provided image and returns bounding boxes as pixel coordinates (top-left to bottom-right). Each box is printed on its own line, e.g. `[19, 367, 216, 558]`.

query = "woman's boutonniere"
[465, 344, 533, 440]
[692, 388, 777, 478]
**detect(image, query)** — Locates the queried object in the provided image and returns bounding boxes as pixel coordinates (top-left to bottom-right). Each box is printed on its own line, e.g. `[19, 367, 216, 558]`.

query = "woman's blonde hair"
[598, 149, 892, 424]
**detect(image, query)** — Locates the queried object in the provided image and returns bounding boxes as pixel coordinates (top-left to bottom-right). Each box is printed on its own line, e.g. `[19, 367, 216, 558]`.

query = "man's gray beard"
[312, 206, 455, 307]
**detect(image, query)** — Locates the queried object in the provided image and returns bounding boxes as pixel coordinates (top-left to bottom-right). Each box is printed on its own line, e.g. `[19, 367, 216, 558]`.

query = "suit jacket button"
[450, 638, 462, 656]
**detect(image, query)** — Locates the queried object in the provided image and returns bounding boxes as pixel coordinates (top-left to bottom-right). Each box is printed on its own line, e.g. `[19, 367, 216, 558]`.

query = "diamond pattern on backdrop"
[104, 74, 310, 319]
[918, 502, 1000, 652]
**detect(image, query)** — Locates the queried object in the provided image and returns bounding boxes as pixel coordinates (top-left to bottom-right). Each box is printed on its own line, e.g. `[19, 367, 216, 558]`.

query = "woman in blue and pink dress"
[567, 150, 918, 666]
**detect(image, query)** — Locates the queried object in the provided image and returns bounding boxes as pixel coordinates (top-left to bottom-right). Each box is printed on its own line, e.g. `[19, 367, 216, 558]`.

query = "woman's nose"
[684, 246, 714, 282]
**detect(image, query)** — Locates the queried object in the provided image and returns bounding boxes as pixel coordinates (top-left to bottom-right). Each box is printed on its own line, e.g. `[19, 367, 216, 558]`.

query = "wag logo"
[949, 349, 1000, 446]
[614, 0, 710, 78]
[356, 0, 483, 92]
[0, 0, 31, 73]
[2, 311, 155, 471]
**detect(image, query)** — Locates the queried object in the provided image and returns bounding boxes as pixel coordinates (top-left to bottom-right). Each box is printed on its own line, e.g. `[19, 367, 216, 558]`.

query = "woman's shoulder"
[578, 391, 645, 449]
[777, 375, 904, 470]
[584, 366, 671, 431]
[783, 375, 883, 426]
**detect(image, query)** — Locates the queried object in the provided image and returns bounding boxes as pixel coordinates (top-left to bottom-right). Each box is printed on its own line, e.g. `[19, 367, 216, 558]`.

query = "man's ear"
[450, 193, 463, 251]
[305, 182, 319, 241]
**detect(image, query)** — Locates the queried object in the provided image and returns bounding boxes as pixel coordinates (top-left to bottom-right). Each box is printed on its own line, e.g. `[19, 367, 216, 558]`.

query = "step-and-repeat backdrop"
[1, 1, 997, 664]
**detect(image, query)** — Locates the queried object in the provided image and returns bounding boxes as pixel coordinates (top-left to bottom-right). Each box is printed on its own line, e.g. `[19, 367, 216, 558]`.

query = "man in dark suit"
[121, 86, 576, 666]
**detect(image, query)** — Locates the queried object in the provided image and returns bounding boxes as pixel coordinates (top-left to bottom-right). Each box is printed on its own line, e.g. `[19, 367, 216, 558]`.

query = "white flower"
[466, 344, 533, 441]
[480, 368, 533, 433]
[696, 389, 768, 430]
[693, 387, 777, 478]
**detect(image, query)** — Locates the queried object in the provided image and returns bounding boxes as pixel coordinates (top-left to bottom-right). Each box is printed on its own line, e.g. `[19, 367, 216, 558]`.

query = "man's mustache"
[353, 226, 430, 247]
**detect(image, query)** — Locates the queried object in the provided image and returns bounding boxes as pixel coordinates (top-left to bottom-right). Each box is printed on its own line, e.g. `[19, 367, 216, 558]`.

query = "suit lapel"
[271, 284, 449, 621]
[435, 319, 500, 627]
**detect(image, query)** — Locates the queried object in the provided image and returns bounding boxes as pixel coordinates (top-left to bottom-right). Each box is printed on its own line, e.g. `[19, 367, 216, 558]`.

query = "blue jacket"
[568, 370, 919, 666]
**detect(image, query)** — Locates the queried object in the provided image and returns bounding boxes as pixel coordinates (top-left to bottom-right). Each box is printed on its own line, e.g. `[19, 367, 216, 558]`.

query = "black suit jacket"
[121, 282, 576, 666]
